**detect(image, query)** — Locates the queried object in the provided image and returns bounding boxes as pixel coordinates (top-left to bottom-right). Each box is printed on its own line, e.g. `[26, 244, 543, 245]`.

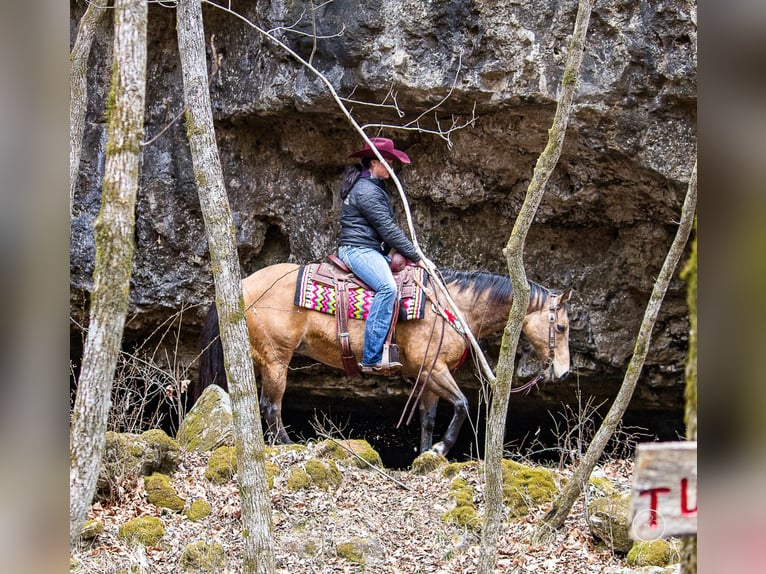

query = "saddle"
[301, 253, 420, 379]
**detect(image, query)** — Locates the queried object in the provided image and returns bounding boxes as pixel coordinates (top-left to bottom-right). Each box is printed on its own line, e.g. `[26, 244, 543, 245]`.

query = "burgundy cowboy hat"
[348, 137, 411, 164]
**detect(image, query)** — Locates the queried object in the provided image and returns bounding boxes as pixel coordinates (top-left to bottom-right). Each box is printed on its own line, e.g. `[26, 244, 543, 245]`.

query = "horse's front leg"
[418, 390, 439, 452]
[426, 367, 469, 457]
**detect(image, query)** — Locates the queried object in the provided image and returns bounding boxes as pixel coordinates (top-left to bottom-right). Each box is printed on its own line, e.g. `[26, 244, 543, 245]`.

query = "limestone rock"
[588, 492, 633, 553]
[177, 385, 233, 452]
[97, 429, 180, 501]
[180, 541, 225, 573]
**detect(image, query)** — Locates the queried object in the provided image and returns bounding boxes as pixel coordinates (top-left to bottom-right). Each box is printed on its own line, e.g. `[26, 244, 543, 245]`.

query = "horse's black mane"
[438, 269, 550, 310]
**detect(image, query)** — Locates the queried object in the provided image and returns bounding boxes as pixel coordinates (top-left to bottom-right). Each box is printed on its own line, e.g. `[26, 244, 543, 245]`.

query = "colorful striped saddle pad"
[294, 262, 428, 321]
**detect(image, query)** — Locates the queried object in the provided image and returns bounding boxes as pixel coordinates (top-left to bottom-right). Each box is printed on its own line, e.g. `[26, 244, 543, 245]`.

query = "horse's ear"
[560, 288, 574, 303]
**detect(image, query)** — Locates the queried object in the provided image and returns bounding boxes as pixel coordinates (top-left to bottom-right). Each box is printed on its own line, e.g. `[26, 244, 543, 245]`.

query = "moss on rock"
[184, 499, 212, 522]
[626, 539, 675, 567]
[144, 473, 185, 512]
[442, 476, 479, 530]
[336, 540, 366, 564]
[287, 459, 341, 491]
[317, 439, 383, 468]
[589, 475, 617, 496]
[80, 519, 104, 540]
[204, 446, 237, 484]
[97, 429, 180, 501]
[442, 505, 480, 529]
[501, 459, 558, 517]
[304, 459, 342, 490]
[411, 451, 448, 475]
[286, 467, 312, 491]
[177, 385, 234, 452]
[118, 516, 165, 546]
[587, 493, 632, 553]
[442, 460, 479, 478]
[180, 540, 225, 572]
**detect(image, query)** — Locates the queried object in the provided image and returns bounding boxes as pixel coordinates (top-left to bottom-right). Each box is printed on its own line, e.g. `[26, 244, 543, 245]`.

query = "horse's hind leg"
[259, 363, 292, 444]
[418, 390, 439, 453]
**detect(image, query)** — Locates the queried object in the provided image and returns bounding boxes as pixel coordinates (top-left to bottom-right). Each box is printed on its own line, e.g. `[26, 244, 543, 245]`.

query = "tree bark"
[70, 0, 109, 215]
[176, 2, 276, 572]
[477, 2, 595, 571]
[679, 216, 697, 573]
[538, 162, 697, 535]
[69, 0, 147, 549]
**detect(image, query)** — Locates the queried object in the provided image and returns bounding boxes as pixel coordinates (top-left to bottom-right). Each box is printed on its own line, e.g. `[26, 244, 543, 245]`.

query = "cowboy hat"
[348, 137, 411, 164]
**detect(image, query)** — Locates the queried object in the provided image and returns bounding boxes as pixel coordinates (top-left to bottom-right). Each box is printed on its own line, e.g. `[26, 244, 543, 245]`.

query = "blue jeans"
[338, 245, 397, 366]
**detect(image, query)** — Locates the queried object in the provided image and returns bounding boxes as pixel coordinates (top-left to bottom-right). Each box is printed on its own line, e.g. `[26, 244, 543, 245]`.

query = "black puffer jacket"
[338, 176, 421, 262]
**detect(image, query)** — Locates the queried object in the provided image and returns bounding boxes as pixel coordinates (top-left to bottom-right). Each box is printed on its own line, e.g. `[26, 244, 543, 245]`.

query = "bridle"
[510, 292, 563, 394]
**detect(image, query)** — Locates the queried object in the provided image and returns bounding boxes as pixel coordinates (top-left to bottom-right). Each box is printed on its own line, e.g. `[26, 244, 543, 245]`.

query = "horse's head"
[523, 288, 573, 381]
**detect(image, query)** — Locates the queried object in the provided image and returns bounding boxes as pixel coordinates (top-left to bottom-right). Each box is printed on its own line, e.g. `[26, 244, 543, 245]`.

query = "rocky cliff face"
[70, 0, 697, 424]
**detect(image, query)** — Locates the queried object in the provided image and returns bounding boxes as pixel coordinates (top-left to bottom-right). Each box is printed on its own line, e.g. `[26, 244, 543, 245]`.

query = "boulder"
[97, 429, 180, 501]
[588, 492, 633, 553]
[177, 385, 234, 452]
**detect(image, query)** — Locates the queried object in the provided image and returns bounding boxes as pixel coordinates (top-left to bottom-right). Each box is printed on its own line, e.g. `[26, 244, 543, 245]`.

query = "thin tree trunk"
[70, 0, 109, 215]
[679, 219, 697, 573]
[69, 0, 147, 549]
[538, 162, 697, 535]
[175, 1, 275, 572]
[477, 2, 595, 571]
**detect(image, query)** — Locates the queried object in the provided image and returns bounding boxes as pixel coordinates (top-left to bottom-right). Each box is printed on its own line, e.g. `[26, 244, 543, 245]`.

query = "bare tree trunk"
[175, 1, 275, 572]
[538, 162, 697, 535]
[69, 0, 147, 549]
[679, 220, 697, 573]
[70, 0, 108, 215]
[477, 2, 595, 571]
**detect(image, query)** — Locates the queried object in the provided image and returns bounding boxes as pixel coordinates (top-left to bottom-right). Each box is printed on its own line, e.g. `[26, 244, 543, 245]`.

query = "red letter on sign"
[639, 487, 671, 527]
[680, 477, 697, 516]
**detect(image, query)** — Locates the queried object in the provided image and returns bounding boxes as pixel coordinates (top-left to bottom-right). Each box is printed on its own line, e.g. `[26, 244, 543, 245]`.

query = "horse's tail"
[194, 303, 228, 402]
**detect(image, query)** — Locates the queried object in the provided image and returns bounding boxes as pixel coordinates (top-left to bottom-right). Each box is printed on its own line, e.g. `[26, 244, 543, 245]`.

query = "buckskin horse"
[195, 261, 572, 456]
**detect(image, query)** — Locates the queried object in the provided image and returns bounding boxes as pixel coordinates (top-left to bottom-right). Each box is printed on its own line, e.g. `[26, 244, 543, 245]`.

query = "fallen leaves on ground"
[71, 445, 635, 573]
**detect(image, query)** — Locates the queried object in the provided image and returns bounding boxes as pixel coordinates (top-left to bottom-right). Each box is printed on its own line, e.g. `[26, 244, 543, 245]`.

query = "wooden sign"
[629, 441, 697, 540]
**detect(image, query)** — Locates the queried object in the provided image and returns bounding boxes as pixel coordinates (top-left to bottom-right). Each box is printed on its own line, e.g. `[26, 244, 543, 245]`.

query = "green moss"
[411, 451, 448, 475]
[317, 439, 383, 468]
[449, 489, 475, 508]
[336, 540, 366, 564]
[589, 475, 617, 495]
[286, 467, 312, 491]
[177, 386, 233, 452]
[184, 499, 212, 522]
[304, 459, 342, 490]
[501, 459, 558, 517]
[442, 506, 480, 530]
[626, 540, 673, 567]
[118, 516, 165, 546]
[286, 459, 341, 491]
[205, 446, 237, 484]
[180, 541, 225, 572]
[80, 519, 104, 540]
[144, 473, 185, 512]
[442, 460, 478, 478]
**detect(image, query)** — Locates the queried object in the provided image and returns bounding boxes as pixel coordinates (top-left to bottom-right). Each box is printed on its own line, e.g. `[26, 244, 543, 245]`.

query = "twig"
[324, 437, 412, 491]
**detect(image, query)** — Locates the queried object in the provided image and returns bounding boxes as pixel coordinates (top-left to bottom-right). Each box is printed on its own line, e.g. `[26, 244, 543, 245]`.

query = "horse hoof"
[430, 441, 447, 456]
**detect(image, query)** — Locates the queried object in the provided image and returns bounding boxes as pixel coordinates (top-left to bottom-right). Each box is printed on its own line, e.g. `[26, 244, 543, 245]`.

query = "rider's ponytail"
[339, 158, 373, 200]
